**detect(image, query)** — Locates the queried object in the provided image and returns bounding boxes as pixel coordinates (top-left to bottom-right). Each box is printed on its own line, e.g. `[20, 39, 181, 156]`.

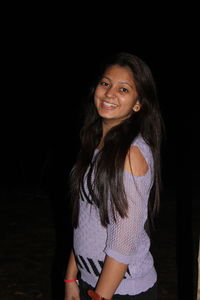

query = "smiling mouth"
[102, 101, 118, 108]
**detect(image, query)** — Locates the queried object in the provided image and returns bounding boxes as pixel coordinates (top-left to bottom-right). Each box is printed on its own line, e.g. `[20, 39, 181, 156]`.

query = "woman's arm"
[91, 146, 149, 299]
[64, 250, 79, 300]
[65, 250, 78, 279]
[95, 255, 127, 299]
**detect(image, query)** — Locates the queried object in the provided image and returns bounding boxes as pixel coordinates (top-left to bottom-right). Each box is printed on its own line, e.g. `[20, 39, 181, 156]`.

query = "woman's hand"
[64, 281, 80, 300]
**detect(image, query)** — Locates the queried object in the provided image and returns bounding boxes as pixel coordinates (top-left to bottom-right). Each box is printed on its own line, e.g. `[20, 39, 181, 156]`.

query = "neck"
[97, 119, 119, 149]
[102, 119, 119, 137]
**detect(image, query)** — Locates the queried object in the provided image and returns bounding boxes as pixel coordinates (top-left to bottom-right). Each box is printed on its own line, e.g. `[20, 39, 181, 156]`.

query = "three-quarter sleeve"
[104, 171, 151, 265]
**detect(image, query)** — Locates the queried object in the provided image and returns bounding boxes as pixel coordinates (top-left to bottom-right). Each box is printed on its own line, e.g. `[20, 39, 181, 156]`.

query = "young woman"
[64, 52, 164, 299]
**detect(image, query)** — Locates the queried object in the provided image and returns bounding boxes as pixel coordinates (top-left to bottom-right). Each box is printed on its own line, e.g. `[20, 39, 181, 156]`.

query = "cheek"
[120, 96, 133, 105]
[94, 93, 99, 109]
[94, 86, 102, 97]
[120, 97, 135, 111]
[94, 88, 102, 105]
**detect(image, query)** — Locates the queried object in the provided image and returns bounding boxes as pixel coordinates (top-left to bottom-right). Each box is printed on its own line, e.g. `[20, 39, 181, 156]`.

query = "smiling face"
[94, 64, 141, 130]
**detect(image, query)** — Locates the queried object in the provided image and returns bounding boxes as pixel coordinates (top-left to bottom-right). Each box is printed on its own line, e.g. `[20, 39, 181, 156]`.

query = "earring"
[134, 105, 139, 112]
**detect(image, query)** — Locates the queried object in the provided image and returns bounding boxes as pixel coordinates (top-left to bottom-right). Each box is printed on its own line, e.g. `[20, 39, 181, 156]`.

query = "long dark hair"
[70, 52, 164, 228]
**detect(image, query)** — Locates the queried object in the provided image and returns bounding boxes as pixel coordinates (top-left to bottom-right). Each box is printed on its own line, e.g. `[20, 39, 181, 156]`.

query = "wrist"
[87, 289, 110, 300]
[64, 278, 78, 283]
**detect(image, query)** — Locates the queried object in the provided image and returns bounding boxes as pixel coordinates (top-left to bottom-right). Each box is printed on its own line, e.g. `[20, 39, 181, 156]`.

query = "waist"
[78, 268, 157, 297]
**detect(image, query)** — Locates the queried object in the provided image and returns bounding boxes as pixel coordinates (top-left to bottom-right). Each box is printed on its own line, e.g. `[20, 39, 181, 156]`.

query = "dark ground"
[0, 185, 178, 300]
[0, 165, 199, 300]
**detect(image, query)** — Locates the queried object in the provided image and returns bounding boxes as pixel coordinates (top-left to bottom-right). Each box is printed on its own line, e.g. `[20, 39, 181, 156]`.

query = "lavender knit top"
[73, 135, 157, 295]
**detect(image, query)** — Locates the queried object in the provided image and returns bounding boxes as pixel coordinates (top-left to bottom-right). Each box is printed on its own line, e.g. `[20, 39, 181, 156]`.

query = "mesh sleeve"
[104, 173, 148, 265]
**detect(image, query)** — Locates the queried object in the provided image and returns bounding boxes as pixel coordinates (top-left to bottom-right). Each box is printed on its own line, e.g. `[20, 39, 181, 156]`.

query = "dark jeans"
[78, 277, 157, 300]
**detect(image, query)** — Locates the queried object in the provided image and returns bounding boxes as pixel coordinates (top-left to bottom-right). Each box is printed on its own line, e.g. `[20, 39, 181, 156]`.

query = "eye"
[120, 87, 128, 93]
[99, 81, 109, 87]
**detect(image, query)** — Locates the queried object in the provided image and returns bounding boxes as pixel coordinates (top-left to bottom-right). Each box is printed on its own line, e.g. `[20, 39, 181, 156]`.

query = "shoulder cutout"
[124, 146, 149, 176]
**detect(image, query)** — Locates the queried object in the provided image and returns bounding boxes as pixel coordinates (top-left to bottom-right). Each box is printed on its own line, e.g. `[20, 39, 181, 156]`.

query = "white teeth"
[103, 101, 117, 107]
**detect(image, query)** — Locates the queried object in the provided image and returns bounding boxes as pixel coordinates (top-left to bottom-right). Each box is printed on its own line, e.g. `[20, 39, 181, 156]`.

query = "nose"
[105, 87, 116, 98]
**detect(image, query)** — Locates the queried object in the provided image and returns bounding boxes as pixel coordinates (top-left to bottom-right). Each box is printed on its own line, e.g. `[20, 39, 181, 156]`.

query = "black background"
[0, 6, 198, 300]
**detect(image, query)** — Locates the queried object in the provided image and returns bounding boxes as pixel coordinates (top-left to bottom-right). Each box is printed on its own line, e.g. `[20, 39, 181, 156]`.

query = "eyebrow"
[118, 81, 133, 88]
[102, 76, 134, 89]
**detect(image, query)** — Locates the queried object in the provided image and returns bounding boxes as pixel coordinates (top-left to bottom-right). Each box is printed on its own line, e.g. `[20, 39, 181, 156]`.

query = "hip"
[78, 276, 157, 300]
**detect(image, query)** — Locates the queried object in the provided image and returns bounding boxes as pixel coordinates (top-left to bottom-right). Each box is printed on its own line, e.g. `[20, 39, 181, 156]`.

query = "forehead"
[103, 65, 135, 83]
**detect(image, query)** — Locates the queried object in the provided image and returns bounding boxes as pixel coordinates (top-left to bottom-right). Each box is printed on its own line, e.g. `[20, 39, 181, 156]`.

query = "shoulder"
[124, 146, 149, 176]
[124, 135, 151, 176]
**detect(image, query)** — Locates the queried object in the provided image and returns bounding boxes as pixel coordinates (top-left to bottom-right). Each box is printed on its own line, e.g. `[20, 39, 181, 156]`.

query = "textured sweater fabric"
[73, 135, 157, 295]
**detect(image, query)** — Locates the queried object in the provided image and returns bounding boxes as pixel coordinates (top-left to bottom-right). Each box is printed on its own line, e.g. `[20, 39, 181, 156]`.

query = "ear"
[133, 100, 141, 112]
